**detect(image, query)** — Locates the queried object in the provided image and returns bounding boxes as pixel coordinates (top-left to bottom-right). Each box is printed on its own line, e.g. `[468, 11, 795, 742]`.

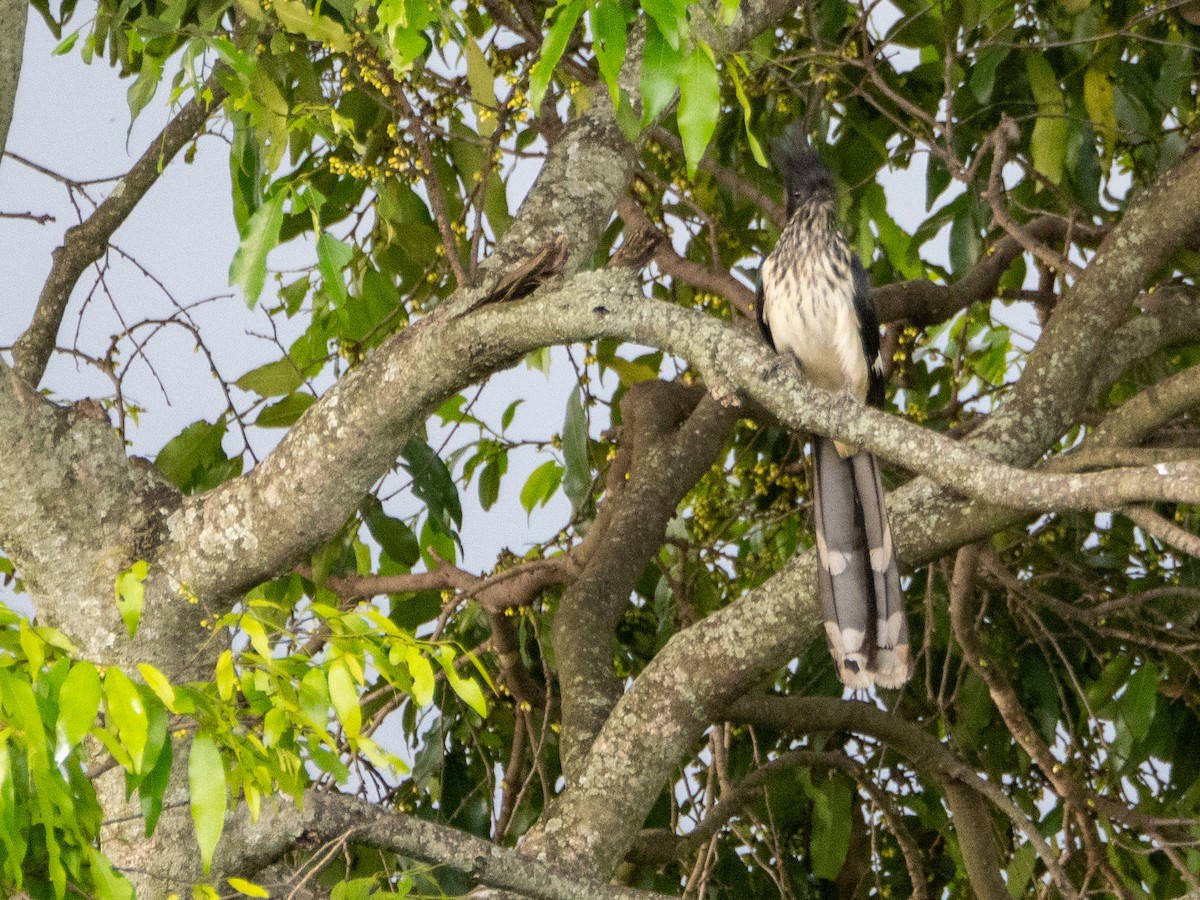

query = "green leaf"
[188, 731, 227, 875]
[809, 775, 853, 879]
[52, 30, 79, 55]
[234, 358, 304, 397]
[317, 232, 354, 307]
[328, 658, 362, 739]
[642, 0, 686, 49]
[230, 191, 285, 307]
[593, 0, 628, 102]
[105, 667, 149, 772]
[58, 661, 101, 748]
[606, 355, 659, 385]
[332, 877, 377, 900]
[138, 725, 173, 834]
[478, 454, 505, 511]
[126, 55, 163, 124]
[405, 646, 435, 706]
[88, 845, 135, 900]
[500, 399, 522, 431]
[1116, 663, 1159, 746]
[641, 19, 683, 124]
[520, 459, 563, 514]
[255, 392, 316, 427]
[730, 56, 767, 167]
[529, 0, 585, 113]
[401, 438, 463, 528]
[677, 43, 720, 177]
[464, 37, 498, 137]
[364, 500, 420, 567]
[969, 45, 1008, 104]
[114, 560, 149, 637]
[562, 387, 590, 514]
[434, 647, 488, 717]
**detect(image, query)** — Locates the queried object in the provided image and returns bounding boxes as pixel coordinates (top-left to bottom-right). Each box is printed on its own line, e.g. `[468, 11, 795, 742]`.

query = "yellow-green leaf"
[227, 877, 270, 897]
[105, 667, 149, 772]
[241, 614, 272, 660]
[434, 648, 488, 717]
[272, 0, 350, 51]
[1083, 66, 1117, 139]
[137, 663, 178, 712]
[189, 731, 227, 875]
[328, 658, 362, 739]
[18, 620, 44, 681]
[405, 646, 435, 706]
[464, 38, 498, 137]
[216, 649, 236, 701]
[114, 560, 149, 637]
[58, 661, 101, 748]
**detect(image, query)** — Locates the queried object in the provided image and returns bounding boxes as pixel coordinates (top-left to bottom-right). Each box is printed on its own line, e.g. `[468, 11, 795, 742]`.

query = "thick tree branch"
[873, 215, 1106, 326]
[555, 382, 737, 775]
[0, 0, 25, 166]
[940, 780, 1009, 900]
[10, 72, 227, 387]
[971, 138, 1200, 466]
[1090, 359, 1200, 448]
[218, 790, 673, 900]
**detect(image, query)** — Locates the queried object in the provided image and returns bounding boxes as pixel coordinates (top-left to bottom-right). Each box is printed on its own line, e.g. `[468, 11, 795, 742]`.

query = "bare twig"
[11, 70, 227, 386]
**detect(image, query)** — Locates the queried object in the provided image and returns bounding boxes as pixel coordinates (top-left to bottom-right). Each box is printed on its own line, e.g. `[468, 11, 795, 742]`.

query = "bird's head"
[771, 129, 837, 218]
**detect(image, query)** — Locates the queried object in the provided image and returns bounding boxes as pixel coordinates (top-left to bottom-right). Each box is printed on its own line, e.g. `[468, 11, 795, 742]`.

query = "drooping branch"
[11, 71, 227, 387]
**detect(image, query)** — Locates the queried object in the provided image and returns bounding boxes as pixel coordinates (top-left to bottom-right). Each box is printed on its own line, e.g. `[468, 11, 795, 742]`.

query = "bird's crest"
[771, 127, 836, 218]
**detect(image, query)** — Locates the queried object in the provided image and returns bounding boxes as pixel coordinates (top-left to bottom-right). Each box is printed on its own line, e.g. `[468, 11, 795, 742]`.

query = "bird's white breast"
[761, 249, 870, 402]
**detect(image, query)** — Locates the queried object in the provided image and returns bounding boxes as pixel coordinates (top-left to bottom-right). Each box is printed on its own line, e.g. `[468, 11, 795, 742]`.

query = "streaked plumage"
[756, 134, 911, 689]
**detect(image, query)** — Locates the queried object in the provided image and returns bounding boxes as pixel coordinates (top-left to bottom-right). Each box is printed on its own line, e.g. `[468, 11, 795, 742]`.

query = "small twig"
[0, 209, 54, 224]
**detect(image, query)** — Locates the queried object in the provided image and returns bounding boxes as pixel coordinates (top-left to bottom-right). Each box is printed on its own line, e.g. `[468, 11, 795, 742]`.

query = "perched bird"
[755, 133, 911, 689]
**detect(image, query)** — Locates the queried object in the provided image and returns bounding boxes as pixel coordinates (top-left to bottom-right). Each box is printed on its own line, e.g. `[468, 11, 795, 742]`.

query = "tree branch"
[219, 790, 674, 900]
[727, 695, 1080, 899]
[10, 71, 227, 387]
[679, 747, 928, 900]
[0, 0, 26, 166]
[873, 215, 1106, 326]
[555, 382, 737, 775]
[970, 133, 1200, 466]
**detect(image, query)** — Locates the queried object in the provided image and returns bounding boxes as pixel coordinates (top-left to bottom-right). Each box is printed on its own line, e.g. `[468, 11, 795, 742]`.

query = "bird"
[755, 131, 911, 689]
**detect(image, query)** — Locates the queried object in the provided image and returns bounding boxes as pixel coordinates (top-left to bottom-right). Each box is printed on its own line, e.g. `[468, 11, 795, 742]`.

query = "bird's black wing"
[851, 256, 886, 409]
[755, 271, 775, 351]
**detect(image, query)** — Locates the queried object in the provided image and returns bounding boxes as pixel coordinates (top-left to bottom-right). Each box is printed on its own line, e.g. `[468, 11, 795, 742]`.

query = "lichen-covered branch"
[0, 0, 26, 166]
[218, 791, 674, 900]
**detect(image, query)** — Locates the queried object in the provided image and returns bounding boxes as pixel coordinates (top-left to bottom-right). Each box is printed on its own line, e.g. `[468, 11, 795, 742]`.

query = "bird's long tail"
[812, 436, 911, 688]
